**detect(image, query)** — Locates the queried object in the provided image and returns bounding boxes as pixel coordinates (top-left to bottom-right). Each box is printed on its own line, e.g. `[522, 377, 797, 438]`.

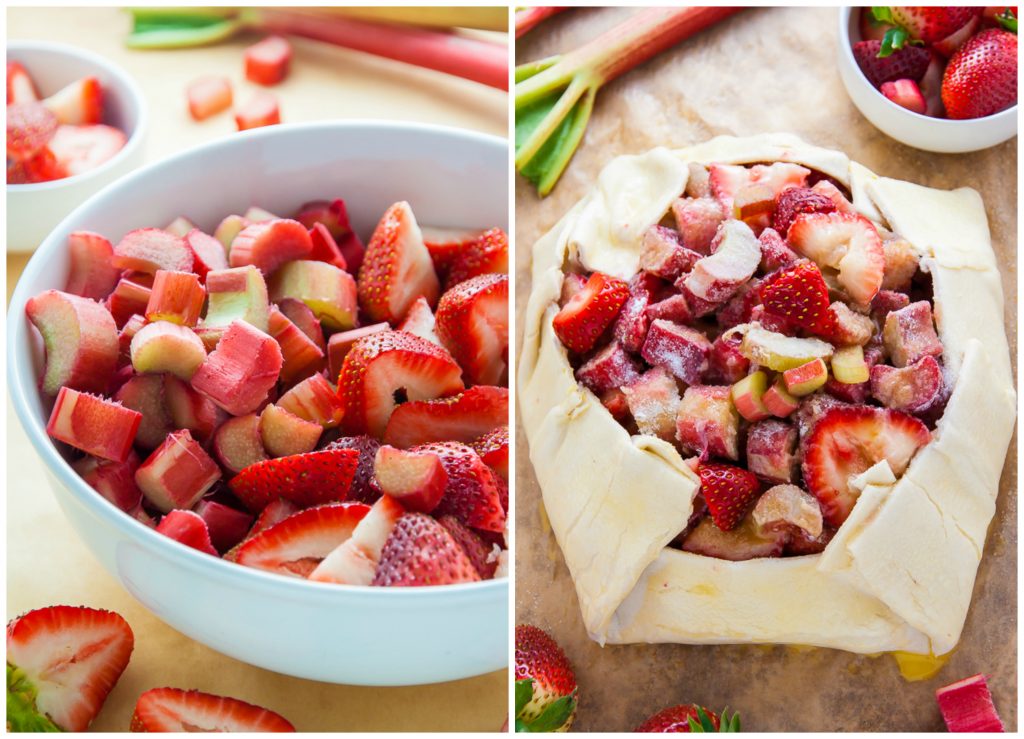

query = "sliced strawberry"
[232, 502, 370, 577]
[247, 497, 300, 539]
[787, 212, 885, 305]
[308, 495, 405, 585]
[6, 102, 57, 161]
[292, 199, 364, 273]
[155, 509, 218, 556]
[435, 273, 509, 385]
[186, 75, 232, 121]
[550, 271, 628, 354]
[471, 425, 508, 481]
[698, 463, 761, 531]
[308, 222, 348, 270]
[234, 91, 280, 131]
[338, 330, 464, 438]
[382, 385, 508, 448]
[372, 512, 481, 586]
[444, 227, 509, 288]
[772, 186, 836, 236]
[7, 605, 134, 732]
[130, 687, 295, 732]
[357, 201, 440, 323]
[398, 295, 440, 345]
[421, 226, 482, 277]
[324, 436, 382, 503]
[42, 76, 102, 125]
[438, 514, 498, 579]
[7, 146, 67, 183]
[7, 61, 39, 104]
[759, 261, 834, 335]
[228, 448, 360, 512]
[48, 124, 126, 177]
[416, 441, 505, 532]
[244, 36, 292, 86]
[803, 406, 930, 526]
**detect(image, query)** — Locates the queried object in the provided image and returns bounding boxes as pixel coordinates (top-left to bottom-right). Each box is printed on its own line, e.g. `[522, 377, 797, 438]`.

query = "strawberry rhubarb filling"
[27, 198, 509, 587]
[554, 161, 942, 561]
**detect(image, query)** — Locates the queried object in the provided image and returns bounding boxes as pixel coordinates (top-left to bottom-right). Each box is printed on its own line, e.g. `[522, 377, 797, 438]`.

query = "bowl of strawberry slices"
[837, 6, 1017, 152]
[7, 42, 147, 252]
[8, 120, 509, 685]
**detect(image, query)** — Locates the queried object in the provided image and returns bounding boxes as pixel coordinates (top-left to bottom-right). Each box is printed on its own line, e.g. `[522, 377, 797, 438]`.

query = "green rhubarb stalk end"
[124, 7, 243, 49]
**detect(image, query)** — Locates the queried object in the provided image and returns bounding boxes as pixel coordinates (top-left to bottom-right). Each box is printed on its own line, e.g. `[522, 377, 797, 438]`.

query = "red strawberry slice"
[421, 226, 483, 277]
[382, 385, 508, 448]
[228, 448, 360, 512]
[324, 436, 382, 503]
[130, 687, 295, 732]
[338, 330, 465, 439]
[698, 463, 761, 531]
[155, 509, 218, 556]
[48, 124, 127, 177]
[942, 29, 1018, 119]
[42, 76, 102, 125]
[358, 201, 440, 323]
[803, 406, 930, 526]
[759, 261, 834, 335]
[7, 605, 134, 732]
[232, 502, 370, 577]
[247, 498, 300, 539]
[471, 424, 509, 481]
[772, 186, 836, 236]
[550, 271, 628, 354]
[787, 212, 885, 305]
[438, 514, 499, 578]
[6, 102, 57, 161]
[372, 512, 481, 586]
[308, 221, 348, 270]
[7, 61, 40, 104]
[292, 199, 365, 273]
[7, 146, 67, 183]
[435, 272, 509, 386]
[417, 440, 505, 532]
[636, 704, 722, 732]
[444, 227, 509, 288]
[852, 40, 931, 88]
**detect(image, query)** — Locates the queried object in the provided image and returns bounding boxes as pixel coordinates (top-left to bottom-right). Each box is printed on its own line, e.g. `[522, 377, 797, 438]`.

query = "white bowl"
[8, 121, 509, 686]
[7, 42, 148, 252]
[837, 7, 1017, 152]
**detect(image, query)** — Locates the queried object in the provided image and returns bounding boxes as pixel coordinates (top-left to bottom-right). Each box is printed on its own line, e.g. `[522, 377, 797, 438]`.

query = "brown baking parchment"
[514, 7, 1017, 732]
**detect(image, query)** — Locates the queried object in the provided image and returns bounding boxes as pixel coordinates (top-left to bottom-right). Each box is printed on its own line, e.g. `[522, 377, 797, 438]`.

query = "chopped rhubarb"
[186, 75, 232, 121]
[575, 342, 641, 394]
[259, 403, 322, 457]
[146, 270, 205, 326]
[613, 273, 661, 353]
[672, 197, 726, 254]
[214, 413, 269, 474]
[136, 429, 221, 513]
[190, 320, 283, 416]
[204, 265, 270, 332]
[130, 321, 207, 381]
[107, 277, 152, 329]
[112, 228, 194, 274]
[746, 419, 799, 484]
[229, 219, 313, 276]
[640, 225, 701, 280]
[46, 388, 141, 463]
[676, 385, 739, 461]
[293, 198, 365, 272]
[194, 499, 253, 553]
[269, 260, 358, 330]
[308, 222, 348, 270]
[276, 373, 345, 428]
[374, 446, 448, 513]
[183, 229, 229, 281]
[245, 36, 292, 86]
[214, 214, 248, 250]
[883, 300, 943, 367]
[935, 674, 1004, 733]
[65, 231, 120, 300]
[276, 297, 326, 350]
[870, 355, 944, 413]
[235, 91, 280, 131]
[642, 320, 711, 385]
[164, 216, 197, 237]
[268, 305, 325, 385]
[731, 371, 771, 422]
[72, 452, 143, 512]
[163, 375, 224, 442]
[621, 367, 679, 441]
[155, 509, 218, 556]
[327, 323, 389, 379]
[113, 374, 175, 450]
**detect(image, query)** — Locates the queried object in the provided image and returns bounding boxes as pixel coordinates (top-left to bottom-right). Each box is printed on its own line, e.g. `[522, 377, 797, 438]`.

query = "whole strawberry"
[636, 704, 741, 733]
[873, 7, 980, 51]
[699, 463, 761, 531]
[941, 29, 1018, 119]
[515, 625, 577, 732]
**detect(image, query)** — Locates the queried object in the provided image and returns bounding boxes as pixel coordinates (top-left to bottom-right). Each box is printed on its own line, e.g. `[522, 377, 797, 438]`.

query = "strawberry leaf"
[870, 7, 896, 24]
[996, 9, 1017, 33]
[515, 678, 534, 717]
[524, 691, 576, 732]
[720, 709, 742, 732]
[878, 26, 908, 57]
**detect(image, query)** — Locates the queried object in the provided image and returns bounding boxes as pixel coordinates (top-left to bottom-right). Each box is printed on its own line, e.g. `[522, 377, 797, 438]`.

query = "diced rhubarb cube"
[47, 388, 141, 462]
[641, 319, 711, 384]
[269, 259, 358, 331]
[935, 674, 1004, 733]
[613, 273, 661, 353]
[214, 214, 248, 250]
[752, 483, 823, 539]
[136, 429, 221, 513]
[155, 509, 218, 555]
[327, 323, 390, 380]
[871, 289, 911, 324]
[259, 403, 322, 457]
[107, 276, 152, 329]
[190, 320, 283, 416]
[681, 219, 760, 305]
[640, 225, 702, 280]
[131, 321, 207, 381]
[117, 314, 146, 362]
[870, 355, 945, 413]
[682, 515, 787, 561]
[308, 221, 348, 270]
[245, 35, 292, 85]
[235, 91, 280, 131]
[292, 198, 365, 273]
[794, 393, 849, 439]
[746, 419, 798, 483]
[373, 445, 447, 513]
[600, 388, 631, 422]
[763, 377, 800, 417]
[621, 367, 680, 441]
[883, 301, 943, 367]
[732, 183, 776, 233]
[731, 371, 771, 422]
[65, 231, 120, 300]
[268, 305, 325, 385]
[645, 294, 693, 325]
[684, 162, 711, 198]
[881, 237, 920, 291]
[26, 289, 119, 396]
[183, 229, 228, 281]
[164, 216, 196, 237]
[213, 413, 268, 474]
[244, 206, 278, 223]
[203, 265, 270, 332]
[758, 227, 799, 273]
[277, 373, 345, 428]
[163, 375, 225, 442]
[783, 358, 829, 397]
[112, 228, 193, 274]
[706, 333, 751, 384]
[229, 219, 313, 276]
[187, 75, 232, 121]
[671, 197, 725, 254]
[576, 342, 642, 395]
[675, 385, 739, 461]
[72, 451, 143, 512]
[715, 277, 762, 330]
[146, 270, 205, 327]
[113, 374, 174, 450]
[194, 499, 253, 553]
[827, 302, 875, 346]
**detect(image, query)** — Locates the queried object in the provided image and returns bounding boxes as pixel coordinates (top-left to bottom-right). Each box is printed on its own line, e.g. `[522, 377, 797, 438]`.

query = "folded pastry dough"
[518, 133, 1015, 656]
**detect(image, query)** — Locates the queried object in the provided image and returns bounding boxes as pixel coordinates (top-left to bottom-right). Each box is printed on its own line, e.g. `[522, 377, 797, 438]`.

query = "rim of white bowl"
[837, 6, 1018, 126]
[6, 40, 149, 191]
[8, 119, 509, 603]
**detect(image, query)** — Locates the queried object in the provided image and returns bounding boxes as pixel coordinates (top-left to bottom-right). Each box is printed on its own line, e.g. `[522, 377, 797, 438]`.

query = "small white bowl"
[8, 121, 509, 685]
[7, 42, 148, 252]
[837, 7, 1017, 153]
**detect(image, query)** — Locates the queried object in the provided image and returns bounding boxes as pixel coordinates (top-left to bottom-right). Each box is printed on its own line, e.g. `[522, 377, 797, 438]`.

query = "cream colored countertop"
[7, 6, 507, 732]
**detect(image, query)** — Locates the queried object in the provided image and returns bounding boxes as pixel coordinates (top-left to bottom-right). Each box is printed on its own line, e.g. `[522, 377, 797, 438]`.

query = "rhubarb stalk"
[516, 7, 742, 196]
[516, 7, 567, 39]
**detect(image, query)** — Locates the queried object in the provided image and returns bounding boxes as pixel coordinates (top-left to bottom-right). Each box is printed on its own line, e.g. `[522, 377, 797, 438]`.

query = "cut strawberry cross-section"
[382, 384, 508, 448]
[436, 273, 510, 386]
[698, 463, 761, 531]
[309, 494, 405, 585]
[372, 512, 481, 586]
[42, 76, 102, 125]
[338, 329, 465, 439]
[7, 61, 39, 104]
[130, 687, 295, 732]
[47, 124, 126, 177]
[444, 226, 509, 289]
[550, 271, 628, 354]
[759, 261, 834, 335]
[418, 441, 505, 532]
[228, 447, 360, 512]
[6, 101, 57, 161]
[6, 605, 134, 732]
[803, 406, 930, 526]
[787, 212, 885, 305]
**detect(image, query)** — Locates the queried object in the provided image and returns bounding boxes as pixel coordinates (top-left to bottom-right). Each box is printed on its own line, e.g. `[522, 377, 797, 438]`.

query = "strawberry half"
[130, 687, 295, 732]
[382, 384, 508, 448]
[48, 124, 127, 177]
[417, 440, 505, 532]
[435, 273, 510, 386]
[324, 436, 382, 503]
[803, 406, 930, 526]
[6, 102, 57, 161]
[357, 201, 440, 324]
[787, 212, 885, 305]
[7, 61, 40, 104]
[759, 261, 834, 335]
[444, 227, 509, 289]
[698, 463, 761, 531]
[551, 271, 629, 354]
[421, 226, 483, 277]
[438, 514, 499, 579]
[372, 512, 481, 586]
[515, 624, 577, 732]
[228, 448, 360, 512]
[338, 330, 465, 439]
[42, 76, 102, 125]
[471, 424, 509, 481]
[772, 186, 836, 236]
[7, 605, 134, 732]
[232, 502, 370, 577]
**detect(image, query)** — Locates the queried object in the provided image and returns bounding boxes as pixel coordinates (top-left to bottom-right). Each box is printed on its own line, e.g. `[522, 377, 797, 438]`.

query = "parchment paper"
[514, 7, 1016, 731]
[7, 7, 507, 731]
